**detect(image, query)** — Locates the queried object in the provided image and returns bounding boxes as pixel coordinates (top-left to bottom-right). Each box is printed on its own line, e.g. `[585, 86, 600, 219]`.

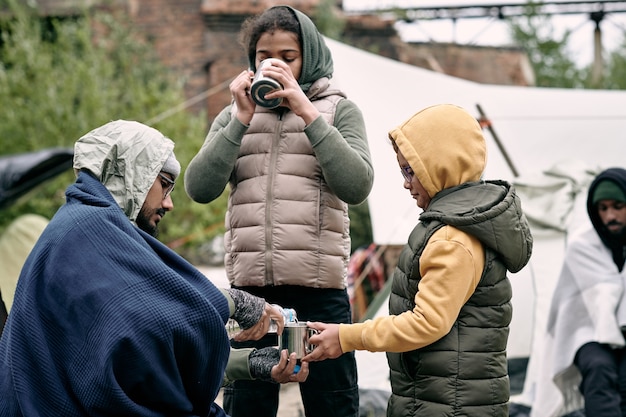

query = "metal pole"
[590, 10, 605, 88]
[476, 103, 520, 178]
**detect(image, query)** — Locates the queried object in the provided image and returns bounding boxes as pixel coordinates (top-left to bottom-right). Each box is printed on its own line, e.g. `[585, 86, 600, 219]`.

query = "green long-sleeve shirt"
[184, 100, 373, 206]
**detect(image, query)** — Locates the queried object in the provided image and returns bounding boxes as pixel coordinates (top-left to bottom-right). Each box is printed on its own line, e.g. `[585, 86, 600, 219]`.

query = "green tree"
[0, 2, 227, 256]
[600, 35, 626, 89]
[0, 1, 374, 260]
[349, 201, 373, 253]
[508, 4, 584, 88]
[313, 0, 346, 40]
[508, 2, 626, 90]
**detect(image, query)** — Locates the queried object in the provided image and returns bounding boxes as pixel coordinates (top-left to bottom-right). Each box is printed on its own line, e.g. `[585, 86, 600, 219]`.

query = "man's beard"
[136, 207, 166, 238]
[604, 220, 626, 238]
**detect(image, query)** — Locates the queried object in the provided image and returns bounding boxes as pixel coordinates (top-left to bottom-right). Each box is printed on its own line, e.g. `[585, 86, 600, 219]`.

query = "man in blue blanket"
[0, 120, 307, 416]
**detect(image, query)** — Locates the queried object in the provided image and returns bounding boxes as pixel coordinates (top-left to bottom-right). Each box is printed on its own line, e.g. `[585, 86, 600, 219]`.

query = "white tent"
[325, 37, 626, 412]
[201, 38, 625, 415]
[326, 37, 625, 245]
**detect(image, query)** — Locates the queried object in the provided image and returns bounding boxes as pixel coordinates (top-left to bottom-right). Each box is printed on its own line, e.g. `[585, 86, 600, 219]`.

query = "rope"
[146, 76, 234, 125]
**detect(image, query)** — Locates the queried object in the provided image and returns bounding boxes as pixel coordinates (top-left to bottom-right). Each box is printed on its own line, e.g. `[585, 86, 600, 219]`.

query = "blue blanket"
[0, 172, 231, 417]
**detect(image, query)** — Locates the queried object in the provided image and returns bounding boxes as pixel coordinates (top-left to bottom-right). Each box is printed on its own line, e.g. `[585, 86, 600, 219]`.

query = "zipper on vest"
[264, 115, 285, 285]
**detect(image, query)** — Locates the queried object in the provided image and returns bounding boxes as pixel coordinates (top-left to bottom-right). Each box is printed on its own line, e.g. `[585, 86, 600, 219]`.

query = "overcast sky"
[342, 0, 626, 66]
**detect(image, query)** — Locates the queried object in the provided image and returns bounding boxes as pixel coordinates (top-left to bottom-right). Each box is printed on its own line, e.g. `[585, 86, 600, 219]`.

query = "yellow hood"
[388, 104, 486, 198]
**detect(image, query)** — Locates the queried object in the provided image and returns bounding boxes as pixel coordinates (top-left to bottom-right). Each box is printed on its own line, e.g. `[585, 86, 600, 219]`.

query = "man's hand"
[271, 349, 309, 383]
[301, 322, 344, 361]
[232, 302, 284, 342]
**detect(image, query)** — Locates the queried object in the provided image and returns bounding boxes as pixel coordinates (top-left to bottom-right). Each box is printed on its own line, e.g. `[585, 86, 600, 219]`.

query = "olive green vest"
[387, 190, 512, 417]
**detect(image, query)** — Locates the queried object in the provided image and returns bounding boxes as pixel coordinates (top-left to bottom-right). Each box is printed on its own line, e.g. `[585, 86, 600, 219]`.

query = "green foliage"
[0, 1, 374, 260]
[0, 2, 227, 254]
[600, 34, 626, 89]
[313, 0, 346, 40]
[509, 4, 584, 88]
[508, 2, 626, 90]
[349, 201, 374, 254]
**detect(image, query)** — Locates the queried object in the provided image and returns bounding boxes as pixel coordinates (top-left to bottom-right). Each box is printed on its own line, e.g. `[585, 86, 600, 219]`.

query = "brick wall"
[123, 0, 217, 116]
[129, 0, 322, 120]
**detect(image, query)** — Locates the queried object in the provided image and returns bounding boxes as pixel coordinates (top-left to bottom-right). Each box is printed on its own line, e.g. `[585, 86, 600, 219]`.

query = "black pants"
[224, 285, 359, 417]
[574, 341, 626, 416]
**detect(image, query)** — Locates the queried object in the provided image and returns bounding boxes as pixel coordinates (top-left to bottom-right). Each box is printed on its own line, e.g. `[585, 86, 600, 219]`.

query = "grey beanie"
[161, 150, 181, 180]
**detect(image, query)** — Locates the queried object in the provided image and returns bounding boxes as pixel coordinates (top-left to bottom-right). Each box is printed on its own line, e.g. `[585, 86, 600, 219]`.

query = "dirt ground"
[215, 383, 305, 417]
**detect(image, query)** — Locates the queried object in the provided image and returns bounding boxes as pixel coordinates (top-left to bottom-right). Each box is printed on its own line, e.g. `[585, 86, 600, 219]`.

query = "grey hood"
[73, 120, 179, 223]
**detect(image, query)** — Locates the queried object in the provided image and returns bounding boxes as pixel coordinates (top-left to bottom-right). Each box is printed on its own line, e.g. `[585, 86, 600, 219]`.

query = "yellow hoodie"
[339, 104, 487, 353]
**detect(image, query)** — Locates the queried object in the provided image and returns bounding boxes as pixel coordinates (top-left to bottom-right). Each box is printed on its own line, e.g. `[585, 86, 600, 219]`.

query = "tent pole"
[476, 104, 520, 178]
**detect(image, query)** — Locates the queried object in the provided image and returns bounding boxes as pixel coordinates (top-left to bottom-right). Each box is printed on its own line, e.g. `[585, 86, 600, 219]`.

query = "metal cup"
[278, 323, 318, 359]
[250, 59, 283, 109]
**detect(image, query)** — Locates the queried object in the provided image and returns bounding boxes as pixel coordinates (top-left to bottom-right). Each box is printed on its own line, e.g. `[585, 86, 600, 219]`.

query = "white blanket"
[530, 225, 626, 417]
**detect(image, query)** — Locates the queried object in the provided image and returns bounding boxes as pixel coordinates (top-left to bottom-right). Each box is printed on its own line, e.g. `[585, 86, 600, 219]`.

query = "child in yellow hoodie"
[305, 104, 533, 417]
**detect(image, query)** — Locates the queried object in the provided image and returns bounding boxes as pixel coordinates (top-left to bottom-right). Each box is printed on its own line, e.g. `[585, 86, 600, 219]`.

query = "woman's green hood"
[248, 5, 334, 92]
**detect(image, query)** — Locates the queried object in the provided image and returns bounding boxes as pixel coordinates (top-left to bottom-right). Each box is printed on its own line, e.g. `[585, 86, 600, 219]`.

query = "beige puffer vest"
[225, 87, 350, 289]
